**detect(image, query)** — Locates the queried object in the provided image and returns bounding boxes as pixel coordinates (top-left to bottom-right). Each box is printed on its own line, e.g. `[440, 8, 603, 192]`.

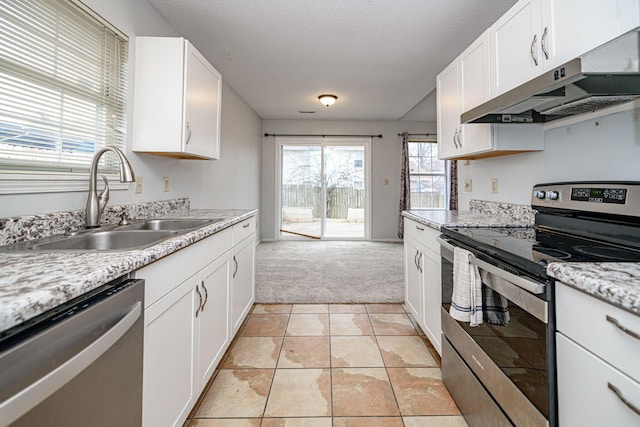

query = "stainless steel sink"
[0, 217, 225, 252]
[31, 230, 179, 251]
[119, 218, 222, 231]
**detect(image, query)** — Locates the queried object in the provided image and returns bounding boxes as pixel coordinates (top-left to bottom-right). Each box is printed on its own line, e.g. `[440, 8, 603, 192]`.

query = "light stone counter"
[0, 208, 257, 334]
[547, 262, 640, 316]
[403, 210, 533, 231]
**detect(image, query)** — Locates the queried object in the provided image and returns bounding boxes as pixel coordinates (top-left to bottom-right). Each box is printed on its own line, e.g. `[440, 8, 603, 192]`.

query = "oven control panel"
[570, 187, 627, 204]
[531, 182, 640, 216]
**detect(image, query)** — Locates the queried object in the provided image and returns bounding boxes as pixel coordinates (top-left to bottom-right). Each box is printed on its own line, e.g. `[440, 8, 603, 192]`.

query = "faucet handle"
[118, 211, 131, 226]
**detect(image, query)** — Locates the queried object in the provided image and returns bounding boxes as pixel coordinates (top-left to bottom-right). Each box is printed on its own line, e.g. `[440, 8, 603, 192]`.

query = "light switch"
[134, 176, 143, 194]
[464, 179, 472, 192]
[384, 178, 389, 186]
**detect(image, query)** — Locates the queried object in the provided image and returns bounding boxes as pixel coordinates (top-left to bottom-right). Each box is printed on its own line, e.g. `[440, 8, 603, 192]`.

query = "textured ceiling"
[144, 0, 517, 121]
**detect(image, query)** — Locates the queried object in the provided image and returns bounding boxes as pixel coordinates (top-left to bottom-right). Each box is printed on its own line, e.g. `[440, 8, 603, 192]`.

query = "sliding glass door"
[278, 139, 369, 240]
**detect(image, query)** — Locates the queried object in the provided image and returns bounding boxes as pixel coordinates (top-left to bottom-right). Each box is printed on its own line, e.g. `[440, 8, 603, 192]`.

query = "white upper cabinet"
[437, 32, 492, 160]
[490, 0, 545, 97]
[490, 0, 640, 98]
[132, 37, 222, 160]
[544, 0, 640, 68]
[437, 31, 542, 160]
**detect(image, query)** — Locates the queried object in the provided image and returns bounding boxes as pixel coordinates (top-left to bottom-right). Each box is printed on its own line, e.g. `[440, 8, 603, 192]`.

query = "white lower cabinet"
[136, 216, 256, 427]
[404, 236, 424, 328]
[556, 282, 640, 426]
[143, 275, 197, 427]
[195, 253, 231, 390]
[404, 218, 442, 355]
[231, 234, 255, 334]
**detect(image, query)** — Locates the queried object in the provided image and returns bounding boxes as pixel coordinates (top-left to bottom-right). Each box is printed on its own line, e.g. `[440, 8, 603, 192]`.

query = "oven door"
[439, 236, 552, 427]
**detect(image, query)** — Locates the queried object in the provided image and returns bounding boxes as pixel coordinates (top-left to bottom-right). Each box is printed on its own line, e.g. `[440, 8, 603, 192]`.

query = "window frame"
[0, 0, 130, 195]
[407, 138, 449, 211]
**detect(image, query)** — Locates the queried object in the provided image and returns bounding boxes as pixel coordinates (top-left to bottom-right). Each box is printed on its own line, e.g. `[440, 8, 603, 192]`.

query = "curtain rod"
[264, 133, 383, 139]
[397, 133, 437, 137]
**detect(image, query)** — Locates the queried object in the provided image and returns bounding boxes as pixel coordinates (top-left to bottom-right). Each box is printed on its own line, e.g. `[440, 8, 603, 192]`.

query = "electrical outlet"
[464, 179, 472, 192]
[491, 178, 499, 194]
[163, 177, 170, 192]
[134, 176, 143, 194]
[384, 178, 389, 186]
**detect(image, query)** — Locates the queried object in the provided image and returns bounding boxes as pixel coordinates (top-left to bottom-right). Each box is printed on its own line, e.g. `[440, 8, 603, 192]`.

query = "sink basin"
[31, 230, 179, 251]
[119, 218, 223, 231]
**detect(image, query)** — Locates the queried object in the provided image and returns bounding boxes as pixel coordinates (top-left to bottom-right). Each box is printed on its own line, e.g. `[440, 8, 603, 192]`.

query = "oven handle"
[437, 236, 545, 295]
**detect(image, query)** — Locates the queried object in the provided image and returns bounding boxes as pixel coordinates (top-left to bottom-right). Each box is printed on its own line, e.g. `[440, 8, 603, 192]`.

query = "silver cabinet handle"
[418, 251, 423, 273]
[606, 315, 640, 341]
[185, 121, 192, 145]
[608, 382, 640, 416]
[452, 128, 458, 148]
[201, 280, 208, 311]
[233, 255, 239, 279]
[541, 27, 549, 60]
[0, 301, 141, 426]
[530, 33, 539, 66]
[195, 285, 202, 317]
[243, 222, 250, 228]
[456, 127, 462, 148]
[416, 225, 424, 231]
[414, 249, 419, 270]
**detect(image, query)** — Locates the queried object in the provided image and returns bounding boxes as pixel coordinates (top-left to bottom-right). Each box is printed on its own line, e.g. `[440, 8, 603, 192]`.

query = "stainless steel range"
[439, 182, 640, 427]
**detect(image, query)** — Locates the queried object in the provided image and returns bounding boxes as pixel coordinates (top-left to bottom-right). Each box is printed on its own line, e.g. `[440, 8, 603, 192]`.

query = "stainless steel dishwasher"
[0, 277, 144, 427]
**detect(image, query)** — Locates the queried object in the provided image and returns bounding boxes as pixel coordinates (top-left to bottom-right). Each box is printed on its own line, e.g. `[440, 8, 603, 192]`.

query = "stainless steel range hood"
[461, 30, 640, 124]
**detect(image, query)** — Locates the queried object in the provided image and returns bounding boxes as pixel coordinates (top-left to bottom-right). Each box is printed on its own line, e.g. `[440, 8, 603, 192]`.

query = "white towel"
[449, 247, 483, 327]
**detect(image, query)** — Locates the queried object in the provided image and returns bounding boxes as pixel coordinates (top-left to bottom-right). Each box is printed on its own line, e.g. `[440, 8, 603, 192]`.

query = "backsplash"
[0, 198, 190, 246]
[469, 199, 536, 224]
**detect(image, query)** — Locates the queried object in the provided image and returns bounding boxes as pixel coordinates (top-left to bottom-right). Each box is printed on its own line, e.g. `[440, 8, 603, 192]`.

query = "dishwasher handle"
[0, 301, 141, 426]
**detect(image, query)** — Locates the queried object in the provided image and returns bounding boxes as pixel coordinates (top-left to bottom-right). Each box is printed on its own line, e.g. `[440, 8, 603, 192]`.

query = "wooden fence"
[282, 184, 364, 219]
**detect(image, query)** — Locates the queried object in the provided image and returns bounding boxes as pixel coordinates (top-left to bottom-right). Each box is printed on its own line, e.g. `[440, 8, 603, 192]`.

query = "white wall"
[0, 0, 262, 221]
[261, 120, 435, 241]
[458, 108, 640, 208]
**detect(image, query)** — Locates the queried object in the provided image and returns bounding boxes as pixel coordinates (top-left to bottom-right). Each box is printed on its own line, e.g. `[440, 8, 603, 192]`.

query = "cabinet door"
[490, 0, 543, 97]
[557, 333, 640, 426]
[421, 246, 442, 356]
[458, 32, 493, 156]
[143, 275, 197, 427]
[404, 237, 423, 323]
[230, 236, 255, 334]
[436, 61, 460, 160]
[196, 252, 231, 390]
[185, 44, 222, 160]
[543, 0, 639, 68]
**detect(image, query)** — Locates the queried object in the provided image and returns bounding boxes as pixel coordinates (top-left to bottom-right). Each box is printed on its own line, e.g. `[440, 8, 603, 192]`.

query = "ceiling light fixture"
[318, 94, 338, 107]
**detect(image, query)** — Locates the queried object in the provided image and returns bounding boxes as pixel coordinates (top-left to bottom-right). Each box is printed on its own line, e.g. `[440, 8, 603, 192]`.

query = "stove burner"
[573, 245, 640, 261]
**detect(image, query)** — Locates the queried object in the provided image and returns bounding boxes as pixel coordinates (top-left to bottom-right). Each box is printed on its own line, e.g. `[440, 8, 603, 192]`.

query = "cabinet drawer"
[404, 218, 440, 253]
[232, 216, 256, 246]
[557, 283, 640, 381]
[557, 333, 640, 426]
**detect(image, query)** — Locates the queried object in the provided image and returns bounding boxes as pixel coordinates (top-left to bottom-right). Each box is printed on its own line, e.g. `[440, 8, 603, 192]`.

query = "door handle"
[541, 27, 549, 60]
[195, 285, 203, 317]
[185, 121, 192, 145]
[530, 33, 539, 66]
[201, 280, 208, 311]
[233, 255, 239, 278]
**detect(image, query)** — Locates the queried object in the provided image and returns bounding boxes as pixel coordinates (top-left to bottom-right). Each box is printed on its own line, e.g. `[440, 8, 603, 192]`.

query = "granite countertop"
[0, 208, 257, 334]
[547, 262, 640, 316]
[402, 210, 533, 231]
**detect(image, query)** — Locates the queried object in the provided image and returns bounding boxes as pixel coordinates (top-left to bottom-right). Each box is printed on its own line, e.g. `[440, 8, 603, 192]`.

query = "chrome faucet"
[85, 147, 135, 228]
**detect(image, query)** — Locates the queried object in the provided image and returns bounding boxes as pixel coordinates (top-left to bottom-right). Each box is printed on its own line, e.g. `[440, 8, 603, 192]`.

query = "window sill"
[0, 172, 131, 195]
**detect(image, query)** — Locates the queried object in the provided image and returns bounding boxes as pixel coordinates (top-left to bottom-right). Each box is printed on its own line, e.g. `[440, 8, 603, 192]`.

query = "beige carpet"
[255, 241, 404, 303]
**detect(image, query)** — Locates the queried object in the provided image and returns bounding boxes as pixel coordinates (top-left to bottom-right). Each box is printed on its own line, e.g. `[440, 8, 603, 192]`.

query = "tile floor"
[186, 303, 468, 427]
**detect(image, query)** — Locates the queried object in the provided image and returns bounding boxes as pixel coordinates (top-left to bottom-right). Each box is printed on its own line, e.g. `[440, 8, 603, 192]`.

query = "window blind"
[0, 0, 128, 173]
